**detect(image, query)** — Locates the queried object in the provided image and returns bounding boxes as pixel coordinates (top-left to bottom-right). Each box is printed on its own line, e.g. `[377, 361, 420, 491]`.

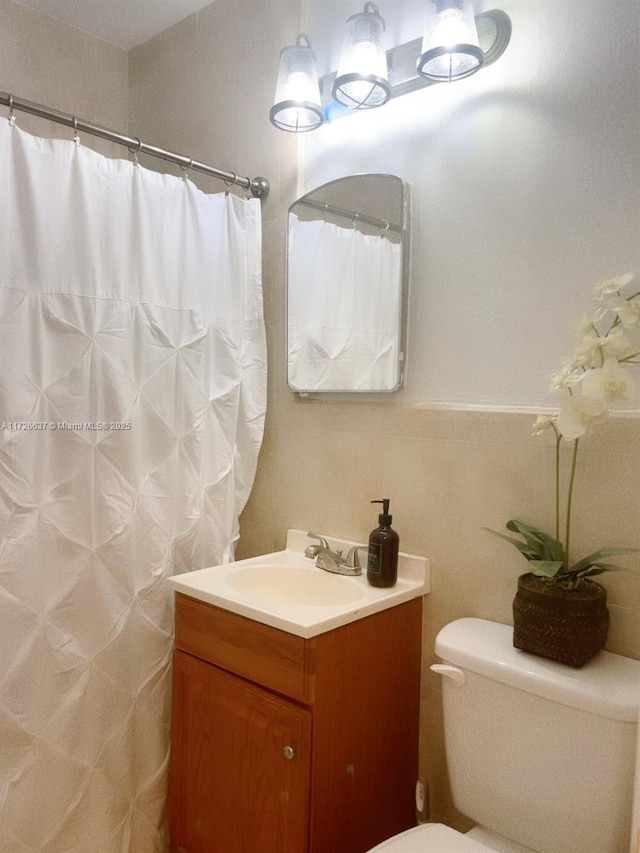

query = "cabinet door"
[170, 650, 312, 853]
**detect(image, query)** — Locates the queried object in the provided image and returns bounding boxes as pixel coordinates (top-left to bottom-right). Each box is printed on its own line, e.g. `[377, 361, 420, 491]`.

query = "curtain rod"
[0, 91, 270, 200]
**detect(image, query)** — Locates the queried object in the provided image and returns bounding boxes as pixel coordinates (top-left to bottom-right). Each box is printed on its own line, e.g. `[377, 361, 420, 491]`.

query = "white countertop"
[167, 529, 430, 638]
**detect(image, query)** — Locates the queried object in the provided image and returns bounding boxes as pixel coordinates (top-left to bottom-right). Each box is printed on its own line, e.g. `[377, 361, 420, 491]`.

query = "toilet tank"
[434, 618, 640, 853]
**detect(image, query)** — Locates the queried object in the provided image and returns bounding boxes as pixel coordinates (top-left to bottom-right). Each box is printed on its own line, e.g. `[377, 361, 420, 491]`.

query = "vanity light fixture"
[332, 2, 391, 110]
[270, 6, 512, 132]
[269, 34, 324, 132]
[417, 0, 484, 82]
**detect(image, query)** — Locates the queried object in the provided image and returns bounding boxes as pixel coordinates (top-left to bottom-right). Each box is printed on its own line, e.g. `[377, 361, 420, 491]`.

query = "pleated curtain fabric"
[0, 119, 266, 852]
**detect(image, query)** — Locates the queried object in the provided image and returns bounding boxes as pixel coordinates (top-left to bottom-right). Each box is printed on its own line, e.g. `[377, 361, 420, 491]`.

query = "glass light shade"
[332, 2, 391, 110]
[417, 0, 484, 82]
[270, 34, 324, 132]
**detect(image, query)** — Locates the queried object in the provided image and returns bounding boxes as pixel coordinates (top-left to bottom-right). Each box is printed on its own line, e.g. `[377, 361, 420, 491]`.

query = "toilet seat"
[367, 823, 493, 852]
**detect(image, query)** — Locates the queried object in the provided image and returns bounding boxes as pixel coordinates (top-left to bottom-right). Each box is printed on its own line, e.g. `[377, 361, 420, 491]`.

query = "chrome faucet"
[304, 532, 362, 576]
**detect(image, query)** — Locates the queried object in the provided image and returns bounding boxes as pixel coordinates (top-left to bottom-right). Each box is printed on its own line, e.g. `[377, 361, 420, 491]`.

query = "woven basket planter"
[513, 572, 609, 667]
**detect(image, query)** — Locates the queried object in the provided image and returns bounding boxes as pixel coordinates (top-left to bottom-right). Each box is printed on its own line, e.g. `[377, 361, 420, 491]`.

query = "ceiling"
[15, 0, 216, 50]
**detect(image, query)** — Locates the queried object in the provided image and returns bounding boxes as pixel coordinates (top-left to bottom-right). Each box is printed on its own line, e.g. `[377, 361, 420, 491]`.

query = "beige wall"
[0, 0, 128, 155]
[3, 0, 639, 833]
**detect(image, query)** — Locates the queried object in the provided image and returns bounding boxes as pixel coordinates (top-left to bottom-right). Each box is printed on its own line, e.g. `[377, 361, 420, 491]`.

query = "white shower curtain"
[0, 120, 266, 852]
[287, 213, 401, 391]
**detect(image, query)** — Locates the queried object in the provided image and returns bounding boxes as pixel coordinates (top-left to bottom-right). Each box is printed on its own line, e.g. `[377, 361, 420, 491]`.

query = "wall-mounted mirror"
[287, 174, 409, 394]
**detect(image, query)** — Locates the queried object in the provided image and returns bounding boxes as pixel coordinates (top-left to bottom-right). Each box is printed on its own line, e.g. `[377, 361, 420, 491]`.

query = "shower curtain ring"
[179, 157, 193, 181]
[223, 171, 238, 188]
[8, 94, 16, 126]
[72, 117, 80, 147]
[129, 137, 142, 165]
[380, 219, 390, 236]
[352, 212, 359, 229]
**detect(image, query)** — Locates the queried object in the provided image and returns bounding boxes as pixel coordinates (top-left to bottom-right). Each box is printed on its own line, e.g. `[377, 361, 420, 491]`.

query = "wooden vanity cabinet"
[170, 592, 423, 853]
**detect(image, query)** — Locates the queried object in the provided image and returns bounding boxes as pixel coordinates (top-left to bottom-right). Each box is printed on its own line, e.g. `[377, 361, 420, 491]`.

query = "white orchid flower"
[556, 394, 606, 441]
[581, 357, 637, 404]
[593, 272, 634, 299]
[573, 327, 634, 368]
[571, 337, 601, 369]
[607, 295, 640, 327]
[576, 310, 606, 337]
[532, 414, 557, 435]
[600, 327, 635, 358]
[549, 362, 583, 390]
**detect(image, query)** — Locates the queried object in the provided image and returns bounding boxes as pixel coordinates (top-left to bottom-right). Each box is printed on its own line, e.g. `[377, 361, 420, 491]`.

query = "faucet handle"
[306, 531, 329, 549]
[345, 545, 361, 569]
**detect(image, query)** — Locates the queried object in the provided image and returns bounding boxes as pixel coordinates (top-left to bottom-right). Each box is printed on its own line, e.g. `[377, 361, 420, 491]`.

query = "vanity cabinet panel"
[174, 593, 315, 702]
[309, 599, 422, 852]
[170, 593, 422, 853]
[170, 649, 312, 853]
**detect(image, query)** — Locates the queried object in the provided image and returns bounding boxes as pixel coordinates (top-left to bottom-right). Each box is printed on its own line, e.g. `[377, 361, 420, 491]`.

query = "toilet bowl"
[366, 822, 494, 851]
[368, 823, 539, 852]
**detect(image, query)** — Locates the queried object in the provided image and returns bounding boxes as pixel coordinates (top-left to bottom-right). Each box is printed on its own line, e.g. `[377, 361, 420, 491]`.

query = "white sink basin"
[167, 529, 429, 638]
[226, 564, 366, 607]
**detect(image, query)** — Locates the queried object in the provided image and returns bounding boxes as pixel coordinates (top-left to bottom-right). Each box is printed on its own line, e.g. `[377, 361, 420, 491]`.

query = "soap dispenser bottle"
[367, 499, 399, 588]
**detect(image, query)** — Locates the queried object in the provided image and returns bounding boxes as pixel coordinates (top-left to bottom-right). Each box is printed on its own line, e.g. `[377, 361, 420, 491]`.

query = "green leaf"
[571, 563, 633, 578]
[505, 519, 547, 545]
[569, 546, 638, 575]
[482, 527, 542, 561]
[505, 520, 565, 562]
[529, 560, 565, 578]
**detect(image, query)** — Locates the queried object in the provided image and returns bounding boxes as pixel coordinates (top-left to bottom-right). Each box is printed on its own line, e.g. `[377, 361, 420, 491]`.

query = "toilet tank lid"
[435, 618, 640, 722]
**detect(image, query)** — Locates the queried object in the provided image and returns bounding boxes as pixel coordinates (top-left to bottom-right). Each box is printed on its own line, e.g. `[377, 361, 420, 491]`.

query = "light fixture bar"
[320, 9, 511, 120]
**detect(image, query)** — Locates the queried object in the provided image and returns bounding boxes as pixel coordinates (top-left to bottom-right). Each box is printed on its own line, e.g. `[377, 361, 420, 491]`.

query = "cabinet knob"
[283, 745, 296, 760]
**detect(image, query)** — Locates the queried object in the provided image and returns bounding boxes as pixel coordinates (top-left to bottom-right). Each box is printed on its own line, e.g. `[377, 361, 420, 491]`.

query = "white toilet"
[369, 618, 640, 853]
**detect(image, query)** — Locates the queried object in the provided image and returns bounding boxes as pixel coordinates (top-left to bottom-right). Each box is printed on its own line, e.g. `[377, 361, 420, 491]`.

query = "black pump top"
[372, 498, 392, 526]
